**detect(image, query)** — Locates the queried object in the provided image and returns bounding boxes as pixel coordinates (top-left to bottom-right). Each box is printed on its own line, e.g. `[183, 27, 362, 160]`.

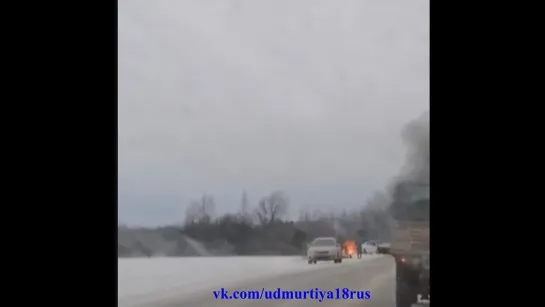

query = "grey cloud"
[118, 0, 429, 226]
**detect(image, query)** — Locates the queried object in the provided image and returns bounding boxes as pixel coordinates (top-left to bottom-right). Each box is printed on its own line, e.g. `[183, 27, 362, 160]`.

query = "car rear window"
[312, 239, 336, 246]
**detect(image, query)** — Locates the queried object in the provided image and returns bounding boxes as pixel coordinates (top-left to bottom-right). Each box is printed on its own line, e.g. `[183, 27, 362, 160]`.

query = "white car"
[377, 241, 391, 253]
[361, 241, 379, 254]
[307, 237, 342, 264]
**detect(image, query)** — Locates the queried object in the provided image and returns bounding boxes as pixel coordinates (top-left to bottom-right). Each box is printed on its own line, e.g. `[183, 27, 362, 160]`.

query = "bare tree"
[298, 207, 314, 222]
[184, 194, 216, 225]
[185, 203, 199, 225]
[339, 209, 349, 220]
[255, 191, 289, 225]
[238, 190, 251, 223]
[298, 207, 326, 222]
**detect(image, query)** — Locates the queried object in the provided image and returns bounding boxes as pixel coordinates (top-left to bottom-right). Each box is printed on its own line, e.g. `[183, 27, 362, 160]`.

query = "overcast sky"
[118, 0, 429, 226]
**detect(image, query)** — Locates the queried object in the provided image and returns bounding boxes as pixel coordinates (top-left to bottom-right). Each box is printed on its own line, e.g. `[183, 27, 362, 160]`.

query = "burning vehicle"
[342, 240, 357, 258]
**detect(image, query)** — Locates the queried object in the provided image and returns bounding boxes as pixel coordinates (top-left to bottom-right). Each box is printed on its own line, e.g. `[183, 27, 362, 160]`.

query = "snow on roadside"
[118, 256, 378, 307]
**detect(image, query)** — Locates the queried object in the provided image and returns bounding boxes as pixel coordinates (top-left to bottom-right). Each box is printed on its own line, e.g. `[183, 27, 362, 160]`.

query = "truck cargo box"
[390, 220, 429, 257]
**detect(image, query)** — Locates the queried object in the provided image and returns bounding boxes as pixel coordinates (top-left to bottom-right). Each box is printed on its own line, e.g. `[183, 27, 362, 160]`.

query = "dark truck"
[389, 182, 430, 307]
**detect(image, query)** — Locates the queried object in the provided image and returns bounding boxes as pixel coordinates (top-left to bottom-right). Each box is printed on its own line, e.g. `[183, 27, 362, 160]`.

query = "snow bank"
[118, 256, 375, 307]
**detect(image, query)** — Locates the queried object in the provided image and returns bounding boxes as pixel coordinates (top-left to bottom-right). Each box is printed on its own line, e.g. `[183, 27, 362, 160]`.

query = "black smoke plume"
[389, 111, 430, 221]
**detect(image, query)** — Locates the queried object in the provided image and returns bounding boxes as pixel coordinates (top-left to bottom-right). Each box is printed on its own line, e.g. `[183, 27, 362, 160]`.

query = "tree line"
[180, 190, 391, 255]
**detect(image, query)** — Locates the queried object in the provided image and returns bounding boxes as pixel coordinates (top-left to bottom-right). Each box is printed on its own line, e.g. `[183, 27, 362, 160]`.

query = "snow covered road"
[118, 255, 389, 307]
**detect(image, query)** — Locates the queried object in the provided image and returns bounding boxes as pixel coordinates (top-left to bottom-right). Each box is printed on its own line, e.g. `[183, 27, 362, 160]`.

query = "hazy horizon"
[118, 0, 429, 227]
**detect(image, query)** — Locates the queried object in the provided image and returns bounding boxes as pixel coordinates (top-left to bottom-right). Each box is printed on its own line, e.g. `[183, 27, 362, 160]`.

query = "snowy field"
[118, 255, 382, 307]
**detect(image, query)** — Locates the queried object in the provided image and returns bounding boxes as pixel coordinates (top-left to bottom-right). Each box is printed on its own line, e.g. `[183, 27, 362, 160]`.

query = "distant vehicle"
[361, 241, 379, 254]
[307, 237, 343, 264]
[377, 241, 391, 254]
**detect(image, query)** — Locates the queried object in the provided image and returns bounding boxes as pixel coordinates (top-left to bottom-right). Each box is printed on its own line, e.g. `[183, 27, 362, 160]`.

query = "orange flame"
[342, 240, 357, 256]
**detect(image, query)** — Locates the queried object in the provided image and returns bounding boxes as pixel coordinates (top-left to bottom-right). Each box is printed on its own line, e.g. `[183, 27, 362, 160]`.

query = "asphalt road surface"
[161, 256, 396, 307]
